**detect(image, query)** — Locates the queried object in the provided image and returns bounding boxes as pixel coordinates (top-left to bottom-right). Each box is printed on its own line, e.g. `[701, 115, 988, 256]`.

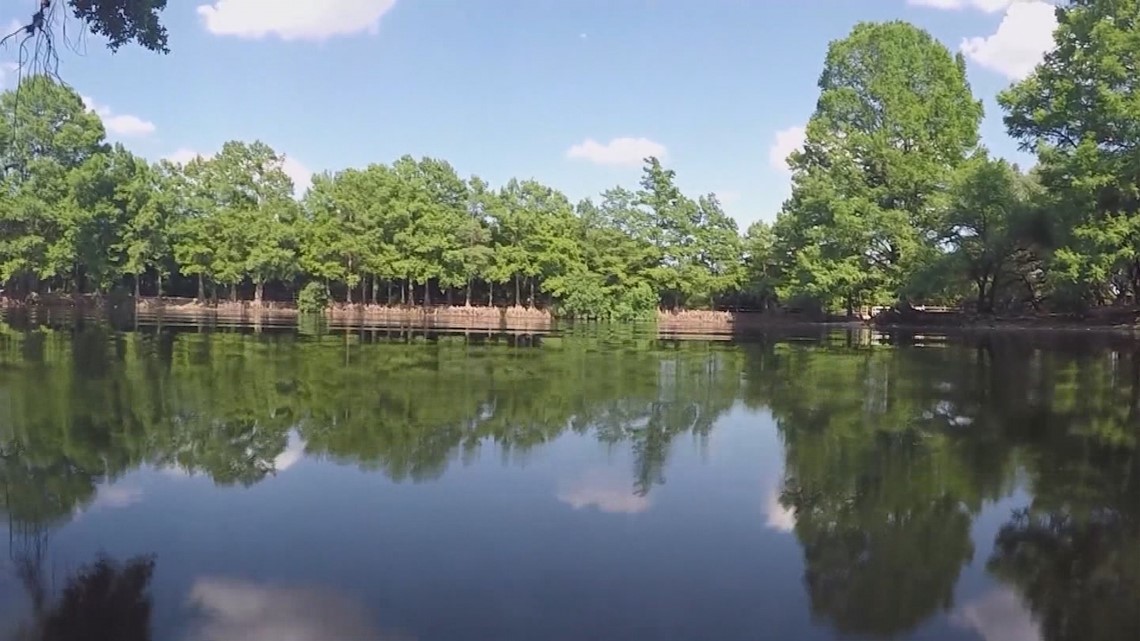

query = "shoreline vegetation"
[4, 7, 1139, 327]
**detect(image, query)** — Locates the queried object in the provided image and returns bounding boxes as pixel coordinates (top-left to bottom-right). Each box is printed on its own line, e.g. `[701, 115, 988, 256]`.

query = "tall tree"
[938, 154, 1043, 312]
[1000, 0, 1139, 306]
[774, 21, 984, 313]
[0, 75, 108, 294]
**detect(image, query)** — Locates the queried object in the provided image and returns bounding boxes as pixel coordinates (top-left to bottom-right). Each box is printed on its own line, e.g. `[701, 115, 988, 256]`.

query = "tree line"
[2, 1, 1137, 317]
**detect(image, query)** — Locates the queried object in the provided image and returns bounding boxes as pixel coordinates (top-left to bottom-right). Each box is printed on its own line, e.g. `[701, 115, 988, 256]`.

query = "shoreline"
[4, 296, 1140, 335]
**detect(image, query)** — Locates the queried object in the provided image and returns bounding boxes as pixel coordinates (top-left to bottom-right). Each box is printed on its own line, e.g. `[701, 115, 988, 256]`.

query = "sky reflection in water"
[0, 325, 1136, 641]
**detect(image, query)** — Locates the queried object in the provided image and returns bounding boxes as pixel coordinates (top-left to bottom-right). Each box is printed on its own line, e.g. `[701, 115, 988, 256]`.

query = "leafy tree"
[1000, 0, 1140, 306]
[775, 21, 984, 313]
[0, 76, 109, 294]
[169, 157, 218, 301]
[741, 221, 778, 310]
[69, 0, 169, 52]
[937, 154, 1042, 312]
[6, 0, 169, 53]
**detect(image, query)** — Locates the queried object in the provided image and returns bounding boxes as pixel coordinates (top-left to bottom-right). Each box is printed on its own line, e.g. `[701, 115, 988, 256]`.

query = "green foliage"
[0, 77, 755, 317]
[1000, 0, 1140, 308]
[774, 21, 984, 312]
[296, 281, 328, 313]
[6, 2, 1140, 321]
[65, 0, 170, 52]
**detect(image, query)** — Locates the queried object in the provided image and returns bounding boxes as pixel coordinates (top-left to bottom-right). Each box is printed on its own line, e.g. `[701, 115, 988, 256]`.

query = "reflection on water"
[951, 588, 1040, 641]
[557, 468, 653, 514]
[185, 578, 412, 641]
[0, 322, 1137, 640]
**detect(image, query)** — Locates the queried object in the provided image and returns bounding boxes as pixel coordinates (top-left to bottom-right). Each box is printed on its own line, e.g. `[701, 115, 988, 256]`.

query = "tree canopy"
[4, 0, 168, 53]
[5, 5, 1140, 319]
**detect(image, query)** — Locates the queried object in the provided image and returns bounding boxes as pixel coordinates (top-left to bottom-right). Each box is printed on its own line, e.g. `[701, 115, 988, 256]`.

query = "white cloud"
[566, 137, 668, 168]
[197, 0, 398, 41]
[0, 61, 18, 89]
[908, 0, 1015, 11]
[272, 432, 306, 473]
[557, 469, 652, 514]
[186, 578, 409, 641]
[162, 148, 313, 197]
[2, 18, 24, 37]
[164, 148, 206, 165]
[717, 190, 742, 206]
[960, 1, 1058, 80]
[81, 485, 144, 513]
[951, 588, 1041, 641]
[763, 485, 796, 532]
[281, 154, 314, 197]
[81, 95, 156, 137]
[767, 125, 805, 174]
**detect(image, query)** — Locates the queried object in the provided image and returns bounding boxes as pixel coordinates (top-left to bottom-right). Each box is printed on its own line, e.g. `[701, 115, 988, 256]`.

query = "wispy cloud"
[567, 137, 668, 168]
[557, 468, 652, 514]
[81, 95, 156, 137]
[197, 0, 398, 41]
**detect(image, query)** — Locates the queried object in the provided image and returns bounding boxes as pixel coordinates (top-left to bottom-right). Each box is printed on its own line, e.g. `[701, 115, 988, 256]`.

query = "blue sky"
[0, 0, 1059, 227]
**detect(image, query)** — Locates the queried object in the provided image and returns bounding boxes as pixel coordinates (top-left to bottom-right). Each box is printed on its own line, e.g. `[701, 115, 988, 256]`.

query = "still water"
[0, 322, 1137, 641]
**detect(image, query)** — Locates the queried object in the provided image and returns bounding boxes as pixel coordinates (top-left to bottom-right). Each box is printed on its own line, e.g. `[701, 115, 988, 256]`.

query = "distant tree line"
[1, 1, 1137, 317]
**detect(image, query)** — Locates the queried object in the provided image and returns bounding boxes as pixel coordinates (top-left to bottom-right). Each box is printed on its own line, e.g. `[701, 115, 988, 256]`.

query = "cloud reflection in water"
[185, 577, 413, 641]
[557, 468, 652, 514]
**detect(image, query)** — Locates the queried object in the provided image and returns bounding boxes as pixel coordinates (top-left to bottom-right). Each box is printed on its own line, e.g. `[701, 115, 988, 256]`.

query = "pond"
[0, 322, 1136, 641]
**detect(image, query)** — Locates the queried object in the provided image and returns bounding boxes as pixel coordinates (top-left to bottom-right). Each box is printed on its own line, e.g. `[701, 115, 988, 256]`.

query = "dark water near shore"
[0, 320, 1136, 641]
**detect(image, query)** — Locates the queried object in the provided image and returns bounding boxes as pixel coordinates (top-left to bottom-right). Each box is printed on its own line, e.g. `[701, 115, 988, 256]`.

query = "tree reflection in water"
[0, 324, 1137, 640]
[6, 548, 155, 641]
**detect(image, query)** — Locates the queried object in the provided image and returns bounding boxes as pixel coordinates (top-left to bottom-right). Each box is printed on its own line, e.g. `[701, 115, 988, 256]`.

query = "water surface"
[0, 323, 1136, 641]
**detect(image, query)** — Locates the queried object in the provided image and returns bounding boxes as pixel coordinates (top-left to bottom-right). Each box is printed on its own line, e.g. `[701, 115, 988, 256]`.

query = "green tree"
[169, 157, 218, 301]
[1000, 0, 1139, 307]
[775, 21, 984, 313]
[0, 76, 109, 295]
[6, 0, 169, 53]
[741, 221, 778, 309]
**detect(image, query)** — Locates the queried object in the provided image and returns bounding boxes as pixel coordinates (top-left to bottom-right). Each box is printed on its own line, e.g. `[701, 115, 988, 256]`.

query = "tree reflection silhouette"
[7, 553, 156, 641]
[747, 334, 1140, 639]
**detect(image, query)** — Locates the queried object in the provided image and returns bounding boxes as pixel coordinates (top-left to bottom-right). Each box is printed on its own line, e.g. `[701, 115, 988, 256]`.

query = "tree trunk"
[255, 281, 264, 304]
[346, 280, 353, 304]
[401, 280, 407, 305]
[371, 276, 379, 306]
[466, 280, 473, 306]
[197, 274, 205, 301]
[514, 275, 521, 306]
[387, 282, 395, 305]
[157, 273, 163, 298]
[134, 273, 141, 299]
[488, 282, 494, 306]
[529, 277, 535, 308]
[424, 282, 432, 307]
[446, 288, 454, 306]
[230, 284, 237, 302]
[976, 279, 988, 313]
